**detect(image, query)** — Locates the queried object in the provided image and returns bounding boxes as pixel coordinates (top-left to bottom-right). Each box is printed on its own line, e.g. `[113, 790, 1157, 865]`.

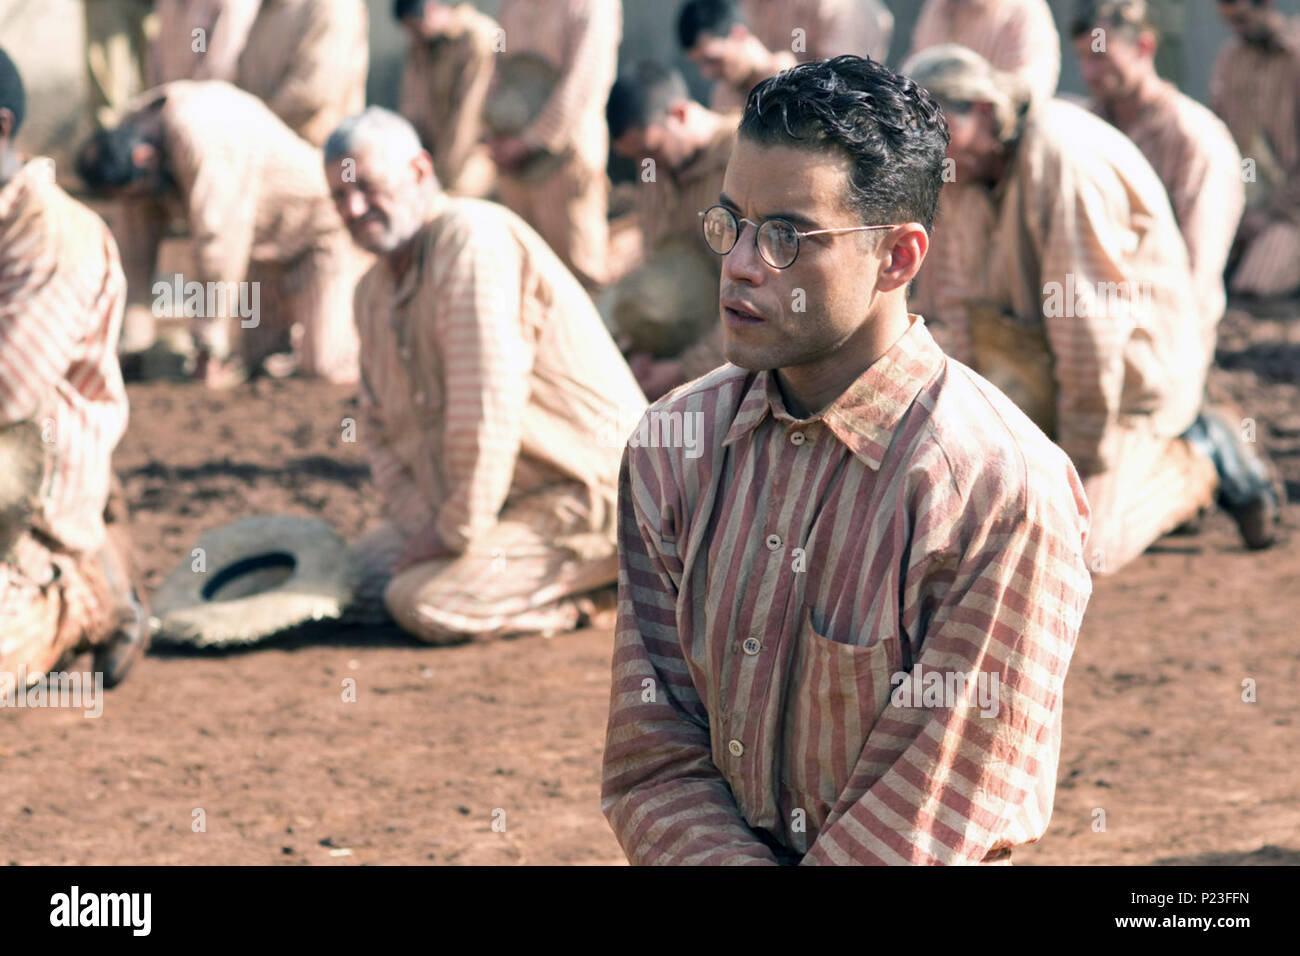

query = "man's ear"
[875, 224, 930, 294]
[0, 108, 13, 141]
[1137, 30, 1158, 59]
[412, 149, 436, 184]
[668, 100, 690, 124]
[131, 142, 157, 171]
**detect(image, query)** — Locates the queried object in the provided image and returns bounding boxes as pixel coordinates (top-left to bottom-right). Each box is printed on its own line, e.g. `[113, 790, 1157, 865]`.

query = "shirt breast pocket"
[779, 606, 900, 810]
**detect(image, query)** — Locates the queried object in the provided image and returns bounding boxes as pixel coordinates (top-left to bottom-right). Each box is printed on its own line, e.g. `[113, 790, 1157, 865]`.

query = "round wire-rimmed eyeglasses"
[698, 204, 898, 270]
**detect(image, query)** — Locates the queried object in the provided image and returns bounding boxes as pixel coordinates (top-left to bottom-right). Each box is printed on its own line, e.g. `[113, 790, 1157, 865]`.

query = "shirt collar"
[722, 314, 944, 470]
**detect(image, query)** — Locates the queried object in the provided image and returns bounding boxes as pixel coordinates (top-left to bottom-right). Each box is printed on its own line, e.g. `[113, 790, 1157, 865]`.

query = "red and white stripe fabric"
[0, 160, 128, 557]
[909, 0, 1061, 103]
[603, 315, 1093, 865]
[1091, 80, 1244, 366]
[1211, 15, 1300, 296]
[740, 0, 894, 63]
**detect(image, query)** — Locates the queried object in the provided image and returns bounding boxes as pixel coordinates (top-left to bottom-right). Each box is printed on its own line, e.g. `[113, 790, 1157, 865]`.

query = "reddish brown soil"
[2, 305, 1298, 866]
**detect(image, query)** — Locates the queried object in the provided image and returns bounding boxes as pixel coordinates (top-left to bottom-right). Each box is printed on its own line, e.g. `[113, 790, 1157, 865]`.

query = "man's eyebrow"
[716, 192, 817, 230]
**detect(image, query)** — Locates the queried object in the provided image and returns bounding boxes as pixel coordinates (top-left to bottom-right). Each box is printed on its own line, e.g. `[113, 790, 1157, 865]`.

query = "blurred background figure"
[150, 0, 259, 85]
[489, 0, 621, 292]
[394, 0, 498, 198]
[0, 48, 146, 688]
[909, 0, 1061, 103]
[235, 0, 369, 148]
[906, 45, 1283, 567]
[1071, 0, 1243, 376]
[676, 0, 797, 114]
[739, 0, 893, 63]
[905, 0, 1061, 360]
[606, 60, 734, 398]
[76, 81, 365, 388]
[326, 108, 645, 643]
[82, 0, 154, 128]
[1211, 0, 1300, 301]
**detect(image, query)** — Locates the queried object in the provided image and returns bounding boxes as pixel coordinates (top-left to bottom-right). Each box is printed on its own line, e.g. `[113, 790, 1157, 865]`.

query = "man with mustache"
[601, 56, 1093, 865]
[325, 108, 646, 644]
[1211, 0, 1300, 300]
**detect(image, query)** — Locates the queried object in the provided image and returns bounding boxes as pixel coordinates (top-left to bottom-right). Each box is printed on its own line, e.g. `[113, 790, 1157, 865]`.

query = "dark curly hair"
[0, 48, 24, 136]
[738, 55, 950, 232]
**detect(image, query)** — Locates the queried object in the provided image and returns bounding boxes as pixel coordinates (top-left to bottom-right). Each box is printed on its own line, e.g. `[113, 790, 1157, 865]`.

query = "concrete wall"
[5, 0, 1299, 181]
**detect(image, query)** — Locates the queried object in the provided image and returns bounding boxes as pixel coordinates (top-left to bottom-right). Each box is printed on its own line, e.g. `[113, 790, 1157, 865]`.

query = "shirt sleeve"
[1035, 160, 1138, 477]
[194, 0, 260, 82]
[802, 450, 1092, 865]
[263, 0, 364, 146]
[523, 0, 618, 156]
[601, 442, 781, 865]
[428, 219, 532, 553]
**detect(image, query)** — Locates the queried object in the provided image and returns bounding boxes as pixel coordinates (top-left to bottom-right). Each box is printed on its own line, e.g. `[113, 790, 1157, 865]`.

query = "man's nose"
[338, 189, 368, 220]
[721, 219, 766, 285]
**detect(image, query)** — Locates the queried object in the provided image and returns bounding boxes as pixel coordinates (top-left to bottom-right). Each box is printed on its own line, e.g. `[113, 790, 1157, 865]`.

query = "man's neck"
[1105, 72, 1163, 129]
[774, 302, 912, 419]
[387, 192, 449, 282]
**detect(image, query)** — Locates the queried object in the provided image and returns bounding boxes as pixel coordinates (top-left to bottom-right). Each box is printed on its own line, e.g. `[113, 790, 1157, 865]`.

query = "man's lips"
[722, 298, 766, 327]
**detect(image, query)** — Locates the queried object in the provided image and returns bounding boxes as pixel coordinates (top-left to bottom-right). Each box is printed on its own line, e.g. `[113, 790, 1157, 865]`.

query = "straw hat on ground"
[151, 514, 357, 647]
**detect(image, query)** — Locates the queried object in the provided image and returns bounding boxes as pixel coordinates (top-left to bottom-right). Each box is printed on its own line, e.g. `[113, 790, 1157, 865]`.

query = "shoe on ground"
[1182, 409, 1286, 550]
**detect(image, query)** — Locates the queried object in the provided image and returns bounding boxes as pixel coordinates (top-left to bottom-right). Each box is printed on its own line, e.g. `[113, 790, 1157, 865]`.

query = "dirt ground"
[2, 305, 1299, 867]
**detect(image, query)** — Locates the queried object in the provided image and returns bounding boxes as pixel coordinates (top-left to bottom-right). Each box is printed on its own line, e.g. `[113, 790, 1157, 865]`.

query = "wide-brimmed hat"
[151, 514, 357, 647]
[483, 52, 569, 184]
[606, 236, 720, 357]
[0, 420, 46, 559]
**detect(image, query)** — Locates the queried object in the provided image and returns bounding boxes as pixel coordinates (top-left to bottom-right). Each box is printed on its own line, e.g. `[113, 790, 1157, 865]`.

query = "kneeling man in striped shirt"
[601, 56, 1094, 865]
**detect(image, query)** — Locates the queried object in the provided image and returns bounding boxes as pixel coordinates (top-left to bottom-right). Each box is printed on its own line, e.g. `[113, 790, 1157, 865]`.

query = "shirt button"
[398, 347, 411, 360]
[414, 391, 425, 406]
[727, 739, 744, 757]
[742, 637, 761, 656]
[790, 431, 806, 446]
[765, 534, 782, 551]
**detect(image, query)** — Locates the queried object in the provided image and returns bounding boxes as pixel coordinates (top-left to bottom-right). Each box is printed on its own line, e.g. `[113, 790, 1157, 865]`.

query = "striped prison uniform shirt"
[398, 3, 499, 196]
[235, 0, 368, 147]
[740, 0, 894, 63]
[0, 160, 129, 556]
[1211, 15, 1300, 296]
[353, 197, 646, 553]
[495, 0, 622, 173]
[602, 315, 1093, 864]
[910, 0, 1061, 103]
[1091, 80, 1244, 367]
[151, 0, 260, 85]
